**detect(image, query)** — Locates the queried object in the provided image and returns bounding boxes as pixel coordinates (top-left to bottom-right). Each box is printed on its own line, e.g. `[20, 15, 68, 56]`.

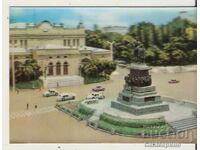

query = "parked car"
[57, 93, 76, 101]
[92, 86, 105, 92]
[43, 89, 59, 97]
[86, 92, 105, 100]
[168, 79, 180, 84]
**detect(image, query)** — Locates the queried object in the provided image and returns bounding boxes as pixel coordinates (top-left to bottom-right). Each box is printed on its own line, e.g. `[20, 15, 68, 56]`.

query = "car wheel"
[55, 93, 58, 96]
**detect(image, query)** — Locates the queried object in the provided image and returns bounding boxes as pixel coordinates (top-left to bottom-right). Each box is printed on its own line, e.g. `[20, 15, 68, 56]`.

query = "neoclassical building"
[10, 21, 111, 87]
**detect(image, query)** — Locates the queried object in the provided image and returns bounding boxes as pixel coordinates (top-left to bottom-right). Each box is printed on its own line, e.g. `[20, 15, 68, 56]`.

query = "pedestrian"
[35, 105, 37, 109]
[27, 103, 29, 110]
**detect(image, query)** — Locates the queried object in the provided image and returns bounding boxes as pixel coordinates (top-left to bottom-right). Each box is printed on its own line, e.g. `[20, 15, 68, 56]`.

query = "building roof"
[10, 21, 85, 36]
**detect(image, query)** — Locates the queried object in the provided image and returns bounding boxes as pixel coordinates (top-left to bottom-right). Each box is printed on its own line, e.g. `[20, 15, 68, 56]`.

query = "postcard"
[1, 0, 198, 149]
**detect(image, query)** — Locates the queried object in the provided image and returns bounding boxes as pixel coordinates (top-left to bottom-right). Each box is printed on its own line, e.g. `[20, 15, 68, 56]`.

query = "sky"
[10, 7, 196, 29]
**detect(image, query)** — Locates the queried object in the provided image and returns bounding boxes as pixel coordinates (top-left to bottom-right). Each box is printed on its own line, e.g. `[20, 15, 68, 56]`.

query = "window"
[20, 40, 23, 48]
[77, 39, 80, 46]
[49, 56, 52, 59]
[57, 56, 60, 58]
[56, 62, 61, 75]
[24, 40, 28, 48]
[14, 40, 17, 44]
[10, 40, 12, 44]
[63, 62, 69, 75]
[64, 56, 67, 58]
[64, 40, 66, 46]
[48, 62, 54, 76]
[68, 40, 71, 46]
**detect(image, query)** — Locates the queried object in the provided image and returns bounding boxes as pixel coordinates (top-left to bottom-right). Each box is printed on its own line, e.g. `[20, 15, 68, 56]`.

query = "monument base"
[111, 100, 169, 116]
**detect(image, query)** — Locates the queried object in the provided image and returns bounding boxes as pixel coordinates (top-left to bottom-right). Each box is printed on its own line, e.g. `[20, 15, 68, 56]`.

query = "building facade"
[10, 21, 112, 87]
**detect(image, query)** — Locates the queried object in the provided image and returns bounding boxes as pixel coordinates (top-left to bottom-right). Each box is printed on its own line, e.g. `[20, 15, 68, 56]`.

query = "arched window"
[56, 62, 61, 75]
[63, 62, 69, 75]
[48, 62, 53, 76]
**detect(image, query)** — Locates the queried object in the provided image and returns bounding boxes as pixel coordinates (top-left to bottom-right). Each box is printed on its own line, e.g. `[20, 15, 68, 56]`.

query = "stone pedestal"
[111, 63, 169, 115]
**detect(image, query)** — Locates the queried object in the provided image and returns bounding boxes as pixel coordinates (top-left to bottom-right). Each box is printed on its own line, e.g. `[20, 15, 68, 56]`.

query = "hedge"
[55, 104, 71, 114]
[99, 113, 166, 128]
[15, 79, 43, 89]
[72, 104, 94, 120]
[97, 120, 174, 136]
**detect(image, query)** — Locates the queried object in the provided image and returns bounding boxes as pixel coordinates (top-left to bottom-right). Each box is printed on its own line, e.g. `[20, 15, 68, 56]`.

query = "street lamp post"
[106, 41, 115, 61]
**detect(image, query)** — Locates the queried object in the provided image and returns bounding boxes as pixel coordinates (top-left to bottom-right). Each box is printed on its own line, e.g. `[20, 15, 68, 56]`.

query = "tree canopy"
[86, 17, 196, 66]
[11, 59, 43, 83]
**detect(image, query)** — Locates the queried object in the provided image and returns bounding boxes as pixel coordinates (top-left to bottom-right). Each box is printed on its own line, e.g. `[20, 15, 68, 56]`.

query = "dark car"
[92, 86, 105, 92]
[168, 79, 180, 84]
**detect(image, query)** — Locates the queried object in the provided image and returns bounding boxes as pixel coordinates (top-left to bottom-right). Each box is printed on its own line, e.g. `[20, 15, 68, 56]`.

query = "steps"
[169, 117, 197, 132]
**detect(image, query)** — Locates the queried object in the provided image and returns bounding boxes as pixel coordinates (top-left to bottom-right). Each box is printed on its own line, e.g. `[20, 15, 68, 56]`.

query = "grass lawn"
[15, 79, 43, 89]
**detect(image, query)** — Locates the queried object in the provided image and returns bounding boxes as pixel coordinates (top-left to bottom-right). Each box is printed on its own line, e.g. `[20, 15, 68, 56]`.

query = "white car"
[57, 93, 76, 101]
[86, 92, 105, 100]
[43, 89, 59, 97]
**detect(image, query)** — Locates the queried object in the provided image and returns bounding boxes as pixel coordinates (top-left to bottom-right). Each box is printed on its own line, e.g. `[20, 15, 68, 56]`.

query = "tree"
[171, 49, 187, 65]
[85, 17, 197, 66]
[80, 59, 116, 78]
[13, 59, 43, 83]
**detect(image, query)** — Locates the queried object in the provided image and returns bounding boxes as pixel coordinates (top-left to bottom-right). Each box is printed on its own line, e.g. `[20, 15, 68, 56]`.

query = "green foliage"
[81, 59, 117, 80]
[55, 104, 71, 114]
[11, 59, 43, 84]
[97, 120, 174, 136]
[99, 113, 166, 128]
[86, 17, 196, 66]
[72, 104, 94, 120]
[128, 17, 196, 65]
[15, 79, 43, 89]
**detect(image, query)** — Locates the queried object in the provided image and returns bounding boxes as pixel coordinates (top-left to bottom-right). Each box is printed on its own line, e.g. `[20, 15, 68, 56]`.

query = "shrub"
[97, 120, 173, 136]
[72, 104, 94, 120]
[99, 113, 166, 128]
[15, 79, 43, 89]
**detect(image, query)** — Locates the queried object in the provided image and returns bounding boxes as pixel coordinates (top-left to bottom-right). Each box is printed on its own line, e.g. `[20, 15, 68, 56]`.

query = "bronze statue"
[133, 41, 145, 63]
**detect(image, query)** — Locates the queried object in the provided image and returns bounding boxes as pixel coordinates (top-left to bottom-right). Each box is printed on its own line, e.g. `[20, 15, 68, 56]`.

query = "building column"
[53, 65, 56, 76]
[61, 64, 64, 76]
